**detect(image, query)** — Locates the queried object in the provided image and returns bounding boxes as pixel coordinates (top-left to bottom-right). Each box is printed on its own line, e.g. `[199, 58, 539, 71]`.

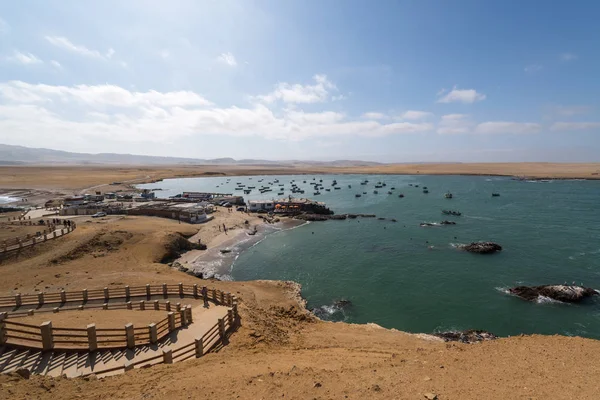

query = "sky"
[0, 0, 599, 162]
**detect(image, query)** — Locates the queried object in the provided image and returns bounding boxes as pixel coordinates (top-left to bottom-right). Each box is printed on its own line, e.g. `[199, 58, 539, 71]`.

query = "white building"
[248, 200, 274, 212]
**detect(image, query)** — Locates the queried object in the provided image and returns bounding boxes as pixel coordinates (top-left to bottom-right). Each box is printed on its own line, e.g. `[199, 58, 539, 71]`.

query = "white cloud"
[474, 121, 542, 135]
[397, 110, 433, 120]
[524, 64, 542, 73]
[550, 122, 600, 131]
[217, 52, 237, 66]
[7, 51, 43, 65]
[560, 53, 577, 62]
[553, 105, 591, 117]
[257, 74, 337, 104]
[159, 50, 170, 59]
[0, 81, 213, 108]
[45, 36, 113, 60]
[50, 60, 62, 70]
[362, 112, 387, 120]
[0, 80, 434, 144]
[436, 86, 486, 104]
[437, 114, 473, 134]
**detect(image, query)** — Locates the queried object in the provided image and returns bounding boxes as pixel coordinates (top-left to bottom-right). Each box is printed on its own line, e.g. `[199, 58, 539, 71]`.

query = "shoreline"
[175, 217, 307, 280]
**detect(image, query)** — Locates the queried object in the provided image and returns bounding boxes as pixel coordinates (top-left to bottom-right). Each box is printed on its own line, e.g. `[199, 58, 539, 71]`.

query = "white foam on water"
[495, 287, 511, 295]
[0, 196, 18, 204]
[536, 295, 564, 304]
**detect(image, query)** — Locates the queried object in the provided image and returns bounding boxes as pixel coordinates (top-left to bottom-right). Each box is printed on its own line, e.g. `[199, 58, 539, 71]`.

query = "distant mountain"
[0, 144, 380, 167]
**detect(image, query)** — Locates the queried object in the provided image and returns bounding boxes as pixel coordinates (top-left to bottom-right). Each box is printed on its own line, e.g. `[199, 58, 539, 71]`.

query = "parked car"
[91, 212, 107, 218]
[236, 207, 245, 212]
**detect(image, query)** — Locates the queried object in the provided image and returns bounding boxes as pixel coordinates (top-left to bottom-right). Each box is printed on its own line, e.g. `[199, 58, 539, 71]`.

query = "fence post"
[193, 284, 198, 299]
[227, 309, 234, 327]
[87, 324, 98, 352]
[218, 318, 227, 344]
[167, 312, 175, 331]
[162, 348, 173, 364]
[162, 283, 168, 298]
[185, 305, 193, 323]
[178, 283, 184, 297]
[53, 307, 59, 313]
[153, 300, 159, 310]
[103, 303, 108, 310]
[227, 293, 232, 306]
[15, 293, 22, 307]
[146, 284, 151, 299]
[179, 309, 186, 326]
[38, 292, 44, 306]
[220, 291, 224, 305]
[78, 305, 84, 311]
[233, 303, 239, 326]
[212, 288, 217, 302]
[127, 301, 132, 310]
[28, 309, 34, 316]
[125, 323, 135, 348]
[0, 312, 7, 345]
[139, 300, 145, 311]
[53, 231, 57, 238]
[149, 323, 158, 344]
[103, 287, 109, 302]
[194, 337, 204, 358]
[82, 289, 88, 303]
[125, 285, 130, 300]
[32, 237, 36, 246]
[41, 321, 54, 351]
[176, 302, 181, 312]
[60, 290, 67, 303]
[165, 301, 171, 311]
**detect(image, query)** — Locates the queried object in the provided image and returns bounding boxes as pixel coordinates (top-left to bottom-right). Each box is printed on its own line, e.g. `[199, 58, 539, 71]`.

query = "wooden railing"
[0, 283, 238, 352]
[1, 218, 77, 254]
[0, 305, 193, 351]
[0, 283, 234, 309]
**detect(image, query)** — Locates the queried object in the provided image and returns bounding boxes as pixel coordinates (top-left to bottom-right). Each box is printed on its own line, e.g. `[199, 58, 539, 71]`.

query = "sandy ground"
[0, 223, 46, 242]
[1, 163, 600, 193]
[1, 167, 600, 398]
[17, 310, 168, 328]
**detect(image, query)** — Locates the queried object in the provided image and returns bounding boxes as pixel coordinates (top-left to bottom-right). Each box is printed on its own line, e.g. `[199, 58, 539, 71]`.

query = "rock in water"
[433, 329, 497, 343]
[460, 241, 502, 254]
[509, 285, 598, 303]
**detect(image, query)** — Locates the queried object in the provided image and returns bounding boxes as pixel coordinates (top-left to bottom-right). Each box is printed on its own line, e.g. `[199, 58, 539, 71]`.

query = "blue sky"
[0, 0, 599, 162]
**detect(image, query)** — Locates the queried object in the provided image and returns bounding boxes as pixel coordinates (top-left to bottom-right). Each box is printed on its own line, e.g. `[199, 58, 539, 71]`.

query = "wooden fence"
[1, 219, 76, 254]
[0, 283, 238, 352]
[100, 305, 239, 377]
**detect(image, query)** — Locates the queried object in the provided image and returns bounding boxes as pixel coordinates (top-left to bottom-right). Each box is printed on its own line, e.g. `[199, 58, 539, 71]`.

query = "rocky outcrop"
[433, 330, 497, 343]
[509, 285, 598, 303]
[459, 242, 502, 254]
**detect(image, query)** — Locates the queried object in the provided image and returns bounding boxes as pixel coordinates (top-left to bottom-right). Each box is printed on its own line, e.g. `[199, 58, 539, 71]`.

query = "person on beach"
[201, 286, 209, 308]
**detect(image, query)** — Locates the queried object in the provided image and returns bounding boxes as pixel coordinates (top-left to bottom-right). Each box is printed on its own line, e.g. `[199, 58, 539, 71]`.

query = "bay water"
[138, 175, 600, 339]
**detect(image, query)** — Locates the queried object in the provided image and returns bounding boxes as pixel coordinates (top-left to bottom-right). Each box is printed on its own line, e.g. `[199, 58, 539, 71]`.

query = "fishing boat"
[375, 185, 383, 188]
[373, 190, 378, 194]
[442, 210, 461, 216]
[348, 185, 352, 189]
[398, 194, 404, 198]
[390, 187, 395, 190]
[355, 194, 362, 198]
[423, 189, 429, 194]
[278, 192, 284, 195]
[492, 193, 500, 197]
[314, 191, 321, 195]
[334, 187, 341, 190]
[325, 189, 331, 192]
[363, 192, 367, 195]
[444, 192, 453, 199]
[387, 191, 392, 195]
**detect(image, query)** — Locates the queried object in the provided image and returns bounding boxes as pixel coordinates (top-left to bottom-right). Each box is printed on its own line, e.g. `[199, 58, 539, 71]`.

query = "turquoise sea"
[138, 175, 600, 339]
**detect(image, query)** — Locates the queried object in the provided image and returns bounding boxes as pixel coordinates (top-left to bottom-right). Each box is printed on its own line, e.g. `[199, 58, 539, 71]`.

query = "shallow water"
[138, 175, 600, 338]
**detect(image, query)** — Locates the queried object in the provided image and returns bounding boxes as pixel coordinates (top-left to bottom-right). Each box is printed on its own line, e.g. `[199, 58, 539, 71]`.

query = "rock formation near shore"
[509, 285, 598, 303]
[433, 329, 497, 343]
[459, 241, 502, 254]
